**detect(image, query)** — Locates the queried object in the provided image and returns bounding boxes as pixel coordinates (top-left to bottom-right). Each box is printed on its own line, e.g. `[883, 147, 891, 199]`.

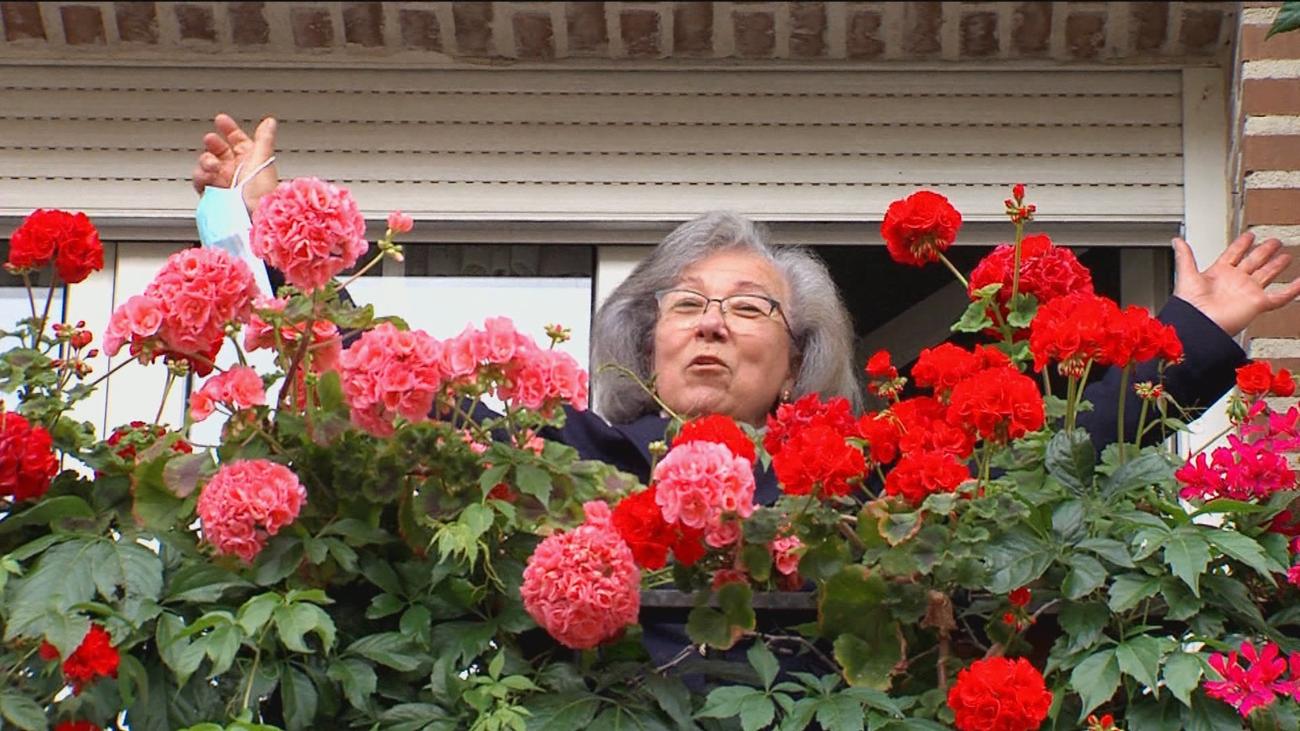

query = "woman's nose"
[695, 301, 729, 338]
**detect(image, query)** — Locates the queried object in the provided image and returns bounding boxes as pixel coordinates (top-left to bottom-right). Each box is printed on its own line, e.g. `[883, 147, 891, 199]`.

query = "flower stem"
[937, 253, 970, 290]
[1117, 366, 1131, 463]
[1010, 220, 1024, 302]
[82, 357, 133, 392]
[155, 372, 176, 425]
[36, 276, 57, 349]
[596, 363, 683, 423]
[19, 273, 37, 346]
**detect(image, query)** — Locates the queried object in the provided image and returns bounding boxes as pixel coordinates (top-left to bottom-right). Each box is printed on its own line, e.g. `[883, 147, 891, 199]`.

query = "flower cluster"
[6, 208, 105, 284]
[244, 295, 344, 373]
[1029, 292, 1182, 378]
[250, 177, 369, 293]
[865, 350, 905, 399]
[1236, 361, 1296, 399]
[337, 323, 445, 437]
[520, 501, 640, 650]
[766, 395, 865, 498]
[103, 421, 193, 471]
[652, 440, 756, 548]
[103, 247, 259, 375]
[881, 190, 963, 266]
[1204, 640, 1299, 717]
[1175, 432, 1296, 503]
[967, 233, 1093, 327]
[947, 656, 1052, 731]
[0, 412, 59, 502]
[189, 366, 268, 423]
[39, 624, 120, 695]
[196, 460, 306, 563]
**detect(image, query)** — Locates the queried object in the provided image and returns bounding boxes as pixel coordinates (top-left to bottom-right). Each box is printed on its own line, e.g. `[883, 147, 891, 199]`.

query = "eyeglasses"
[654, 288, 790, 332]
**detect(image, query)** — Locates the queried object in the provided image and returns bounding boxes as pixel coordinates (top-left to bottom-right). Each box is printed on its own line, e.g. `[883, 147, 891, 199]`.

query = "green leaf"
[367, 593, 405, 620]
[379, 703, 457, 731]
[748, 642, 780, 691]
[1101, 452, 1176, 499]
[1046, 428, 1095, 494]
[0, 495, 95, 536]
[524, 692, 601, 730]
[698, 686, 763, 719]
[156, 613, 205, 686]
[953, 298, 994, 333]
[0, 690, 47, 731]
[1164, 528, 1212, 596]
[281, 663, 319, 731]
[1116, 635, 1164, 690]
[741, 543, 773, 583]
[1160, 577, 1203, 622]
[1204, 530, 1276, 578]
[838, 686, 904, 718]
[1059, 601, 1110, 653]
[739, 695, 776, 731]
[1006, 292, 1039, 329]
[643, 674, 699, 731]
[1162, 652, 1203, 707]
[315, 369, 347, 414]
[205, 623, 242, 677]
[1070, 648, 1120, 717]
[42, 610, 90, 658]
[328, 656, 378, 711]
[1052, 500, 1087, 543]
[799, 537, 849, 582]
[1063, 554, 1108, 600]
[1268, 1, 1300, 38]
[348, 632, 423, 672]
[834, 631, 902, 692]
[274, 602, 336, 653]
[1076, 537, 1136, 568]
[165, 563, 254, 604]
[252, 535, 305, 586]
[238, 593, 280, 635]
[815, 695, 866, 731]
[1109, 573, 1161, 613]
[985, 528, 1056, 594]
[515, 464, 553, 503]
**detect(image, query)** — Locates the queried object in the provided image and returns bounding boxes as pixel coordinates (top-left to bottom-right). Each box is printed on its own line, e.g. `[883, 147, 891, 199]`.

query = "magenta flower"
[1205, 641, 1287, 717]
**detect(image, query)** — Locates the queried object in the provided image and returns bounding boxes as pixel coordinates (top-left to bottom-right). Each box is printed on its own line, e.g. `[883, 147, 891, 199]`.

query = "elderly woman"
[192, 114, 1300, 478]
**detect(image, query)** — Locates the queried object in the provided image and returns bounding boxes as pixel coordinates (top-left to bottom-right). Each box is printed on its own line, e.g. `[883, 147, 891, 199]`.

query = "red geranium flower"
[857, 411, 901, 467]
[947, 656, 1052, 731]
[55, 722, 102, 731]
[891, 396, 977, 459]
[1009, 587, 1031, 607]
[7, 209, 105, 283]
[865, 350, 897, 379]
[48, 624, 120, 695]
[883, 450, 970, 505]
[967, 233, 1094, 330]
[1237, 361, 1294, 398]
[947, 365, 1045, 445]
[611, 486, 677, 570]
[773, 424, 866, 498]
[881, 190, 963, 266]
[0, 412, 59, 502]
[674, 414, 757, 465]
[764, 394, 856, 456]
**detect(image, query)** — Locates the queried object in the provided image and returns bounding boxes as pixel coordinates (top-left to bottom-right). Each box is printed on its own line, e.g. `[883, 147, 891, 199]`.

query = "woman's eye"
[729, 300, 766, 317]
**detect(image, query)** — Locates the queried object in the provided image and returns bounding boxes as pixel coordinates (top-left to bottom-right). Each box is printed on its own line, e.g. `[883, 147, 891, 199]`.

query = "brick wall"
[0, 2, 1234, 64]
[1237, 2, 1300, 370]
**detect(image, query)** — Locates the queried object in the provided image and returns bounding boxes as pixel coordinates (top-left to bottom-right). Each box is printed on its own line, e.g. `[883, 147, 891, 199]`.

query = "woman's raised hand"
[191, 113, 280, 214]
[1172, 232, 1300, 338]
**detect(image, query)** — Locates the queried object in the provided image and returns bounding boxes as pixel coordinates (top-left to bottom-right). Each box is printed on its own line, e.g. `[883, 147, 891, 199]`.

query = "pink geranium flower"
[652, 440, 756, 532]
[250, 177, 368, 293]
[189, 366, 267, 423]
[520, 501, 640, 650]
[196, 460, 306, 563]
[337, 322, 446, 437]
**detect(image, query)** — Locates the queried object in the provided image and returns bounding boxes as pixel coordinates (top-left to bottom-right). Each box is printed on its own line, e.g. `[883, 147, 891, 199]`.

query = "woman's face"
[652, 250, 796, 426]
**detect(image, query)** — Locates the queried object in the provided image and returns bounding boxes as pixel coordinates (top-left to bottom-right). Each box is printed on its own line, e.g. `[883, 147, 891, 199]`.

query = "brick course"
[0, 1, 1237, 63]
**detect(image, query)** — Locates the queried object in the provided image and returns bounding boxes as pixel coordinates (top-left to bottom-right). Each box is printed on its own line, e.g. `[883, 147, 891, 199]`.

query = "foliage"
[1, 185, 1297, 731]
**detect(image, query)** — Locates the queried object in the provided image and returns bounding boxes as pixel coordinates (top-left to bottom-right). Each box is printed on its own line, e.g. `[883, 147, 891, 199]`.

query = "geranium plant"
[0, 179, 1296, 731]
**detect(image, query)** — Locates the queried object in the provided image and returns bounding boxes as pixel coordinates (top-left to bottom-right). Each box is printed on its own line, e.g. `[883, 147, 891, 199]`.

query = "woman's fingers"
[1239, 237, 1281, 275]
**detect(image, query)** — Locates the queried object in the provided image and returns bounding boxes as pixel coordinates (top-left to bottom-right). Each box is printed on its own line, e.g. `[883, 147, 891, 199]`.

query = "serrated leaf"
[328, 656, 378, 711]
[748, 642, 780, 690]
[1059, 601, 1110, 653]
[1046, 428, 1095, 494]
[1204, 530, 1275, 578]
[985, 528, 1056, 594]
[281, 663, 319, 731]
[834, 632, 902, 692]
[1102, 452, 1176, 499]
[1070, 649, 1120, 717]
[1109, 573, 1161, 613]
[1116, 635, 1164, 690]
[1268, 1, 1300, 38]
[1076, 537, 1136, 568]
[1162, 652, 1202, 707]
[1052, 500, 1087, 543]
[1063, 554, 1108, 600]
[739, 695, 776, 731]
[205, 623, 242, 677]
[698, 686, 762, 719]
[1163, 529, 1212, 596]
[349, 632, 423, 671]
[515, 464, 553, 503]
[238, 593, 280, 635]
[953, 299, 994, 333]
[524, 692, 601, 730]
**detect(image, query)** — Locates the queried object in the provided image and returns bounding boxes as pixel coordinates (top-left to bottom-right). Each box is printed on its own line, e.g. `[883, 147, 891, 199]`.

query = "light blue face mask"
[195, 158, 276, 297]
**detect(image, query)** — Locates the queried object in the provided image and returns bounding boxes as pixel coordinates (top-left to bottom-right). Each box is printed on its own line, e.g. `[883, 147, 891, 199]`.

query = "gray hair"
[591, 211, 862, 424]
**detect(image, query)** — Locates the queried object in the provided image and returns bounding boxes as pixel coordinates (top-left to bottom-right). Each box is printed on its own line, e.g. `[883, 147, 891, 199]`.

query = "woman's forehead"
[677, 251, 786, 294]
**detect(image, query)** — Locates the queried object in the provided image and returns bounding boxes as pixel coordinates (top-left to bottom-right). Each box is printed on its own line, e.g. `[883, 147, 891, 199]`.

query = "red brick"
[790, 2, 826, 58]
[1180, 7, 1224, 52]
[61, 5, 105, 45]
[1243, 78, 1300, 116]
[674, 2, 712, 56]
[290, 6, 333, 48]
[903, 2, 943, 56]
[1242, 22, 1300, 61]
[847, 10, 884, 59]
[513, 12, 553, 60]
[1133, 2, 1169, 51]
[1247, 300, 1300, 338]
[343, 2, 383, 47]
[229, 2, 269, 46]
[2, 1, 45, 41]
[621, 9, 660, 58]
[1066, 10, 1105, 60]
[1246, 189, 1300, 226]
[399, 8, 440, 50]
[961, 11, 998, 58]
[1012, 2, 1051, 56]
[1279, 246, 1300, 281]
[453, 2, 493, 56]
[115, 2, 158, 43]
[734, 11, 775, 58]
[175, 3, 216, 41]
[567, 1, 607, 55]
[1243, 135, 1300, 172]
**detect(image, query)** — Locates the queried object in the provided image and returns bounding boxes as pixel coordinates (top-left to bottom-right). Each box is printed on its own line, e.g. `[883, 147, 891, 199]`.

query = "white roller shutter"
[0, 66, 1184, 229]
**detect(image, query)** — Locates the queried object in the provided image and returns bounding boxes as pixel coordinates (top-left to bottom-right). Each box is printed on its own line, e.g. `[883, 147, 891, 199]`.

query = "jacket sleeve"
[1077, 296, 1246, 453]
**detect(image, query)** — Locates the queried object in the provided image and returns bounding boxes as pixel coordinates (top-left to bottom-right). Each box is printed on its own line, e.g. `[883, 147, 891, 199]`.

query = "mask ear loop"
[230, 156, 277, 190]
